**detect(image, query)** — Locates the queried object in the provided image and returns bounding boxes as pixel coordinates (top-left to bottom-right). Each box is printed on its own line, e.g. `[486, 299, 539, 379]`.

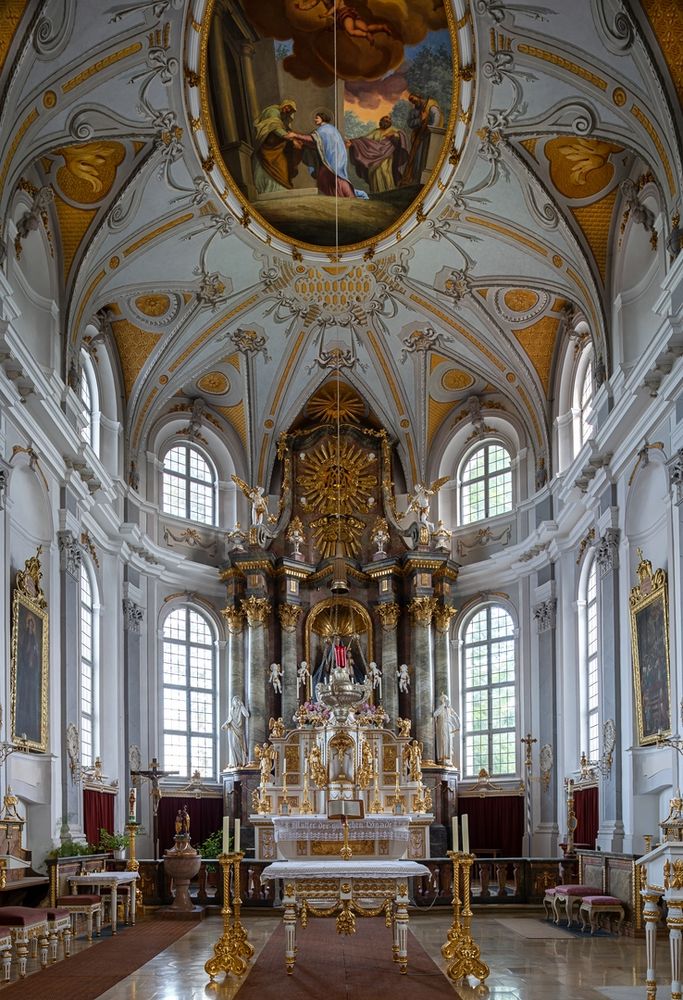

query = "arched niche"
[7, 462, 52, 547]
[625, 453, 669, 574]
[305, 598, 373, 691]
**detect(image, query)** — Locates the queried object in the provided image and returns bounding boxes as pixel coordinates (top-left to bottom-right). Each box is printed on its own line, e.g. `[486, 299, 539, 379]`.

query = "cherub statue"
[231, 475, 275, 526]
[269, 662, 283, 694]
[297, 660, 310, 694]
[397, 662, 410, 693]
[405, 477, 450, 531]
[367, 661, 382, 696]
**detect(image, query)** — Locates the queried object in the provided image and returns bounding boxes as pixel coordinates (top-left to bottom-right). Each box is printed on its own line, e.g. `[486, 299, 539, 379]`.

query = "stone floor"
[99, 909, 662, 1000]
[2, 909, 668, 999]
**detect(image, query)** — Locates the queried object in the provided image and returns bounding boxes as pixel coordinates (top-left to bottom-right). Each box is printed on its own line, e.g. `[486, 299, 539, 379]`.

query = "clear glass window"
[162, 607, 217, 780]
[459, 443, 512, 525]
[162, 445, 216, 525]
[462, 605, 517, 777]
[79, 563, 97, 768]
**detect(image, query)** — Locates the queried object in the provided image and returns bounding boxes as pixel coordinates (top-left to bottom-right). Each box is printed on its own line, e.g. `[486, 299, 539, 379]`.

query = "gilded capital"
[376, 602, 400, 631]
[242, 595, 271, 627]
[220, 606, 244, 634]
[278, 603, 303, 632]
[408, 596, 438, 626]
[434, 604, 457, 633]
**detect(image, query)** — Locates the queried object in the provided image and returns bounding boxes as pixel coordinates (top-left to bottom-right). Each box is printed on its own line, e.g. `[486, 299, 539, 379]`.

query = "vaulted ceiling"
[1, 0, 681, 489]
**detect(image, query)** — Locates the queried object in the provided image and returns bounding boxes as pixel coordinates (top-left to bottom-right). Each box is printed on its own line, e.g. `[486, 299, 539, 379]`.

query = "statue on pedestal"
[222, 696, 249, 767]
[433, 692, 460, 765]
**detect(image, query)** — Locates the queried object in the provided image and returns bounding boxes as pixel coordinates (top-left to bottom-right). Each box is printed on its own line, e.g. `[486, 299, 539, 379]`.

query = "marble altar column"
[222, 606, 245, 704]
[433, 604, 457, 702]
[279, 604, 303, 729]
[58, 528, 84, 831]
[243, 596, 271, 758]
[377, 603, 400, 725]
[408, 597, 438, 762]
[596, 525, 624, 852]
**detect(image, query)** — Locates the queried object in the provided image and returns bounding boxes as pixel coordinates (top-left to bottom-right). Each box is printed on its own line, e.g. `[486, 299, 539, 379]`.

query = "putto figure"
[269, 662, 283, 693]
[397, 662, 410, 693]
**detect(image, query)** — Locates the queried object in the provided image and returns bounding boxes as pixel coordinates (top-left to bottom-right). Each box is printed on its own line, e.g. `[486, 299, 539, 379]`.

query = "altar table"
[261, 859, 429, 974]
[67, 871, 139, 934]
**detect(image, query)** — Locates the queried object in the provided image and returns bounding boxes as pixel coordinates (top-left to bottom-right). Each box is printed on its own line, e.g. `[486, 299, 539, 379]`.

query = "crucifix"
[520, 733, 537, 771]
[520, 734, 537, 856]
[130, 757, 179, 860]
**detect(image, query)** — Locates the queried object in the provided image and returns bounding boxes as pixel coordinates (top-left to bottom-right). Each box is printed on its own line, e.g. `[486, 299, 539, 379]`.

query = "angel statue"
[269, 662, 283, 694]
[397, 663, 410, 693]
[405, 476, 450, 532]
[231, 475, 275, 526]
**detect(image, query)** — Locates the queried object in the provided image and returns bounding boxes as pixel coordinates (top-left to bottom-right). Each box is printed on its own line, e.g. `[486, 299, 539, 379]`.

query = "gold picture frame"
[630, 549, 670, 746]
[10, 548, 49, 752]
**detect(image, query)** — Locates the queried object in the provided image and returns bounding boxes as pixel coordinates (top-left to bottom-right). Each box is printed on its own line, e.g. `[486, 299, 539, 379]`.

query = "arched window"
[458, 441, 512, 525]
[162, 607, 217, 780]
[578, 352, 594, 448]
[80, 351, 100, 455]
[79, 562, 98, 768]
[582, 557, 600, 761]
[162, 444, 216, 525]
[461, 605, 516, 777]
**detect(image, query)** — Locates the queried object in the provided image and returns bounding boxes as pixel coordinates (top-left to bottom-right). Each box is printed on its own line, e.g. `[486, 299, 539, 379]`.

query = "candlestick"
[452, 816, 459, 852]
[128, 786, 137, 823]
[223, 816, 230, 854]
[234, 819, 241, 853]
[461, 814, 470, 854]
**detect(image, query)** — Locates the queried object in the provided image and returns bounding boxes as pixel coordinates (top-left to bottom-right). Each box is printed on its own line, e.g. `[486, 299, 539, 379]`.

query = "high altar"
[220, 416, 461, 857]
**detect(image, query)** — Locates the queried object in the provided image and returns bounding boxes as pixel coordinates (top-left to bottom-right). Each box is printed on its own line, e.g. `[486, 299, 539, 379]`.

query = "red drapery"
[157, 797, 223, 854]
[459, 796, 524, 856]
[574, 785, 599, 848]
[83, 789, 115, 847]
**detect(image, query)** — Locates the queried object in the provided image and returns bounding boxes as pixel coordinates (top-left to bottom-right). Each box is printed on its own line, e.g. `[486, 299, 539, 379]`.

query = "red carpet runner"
[235, 918, 448, 999]
[0, 918, 194, 999]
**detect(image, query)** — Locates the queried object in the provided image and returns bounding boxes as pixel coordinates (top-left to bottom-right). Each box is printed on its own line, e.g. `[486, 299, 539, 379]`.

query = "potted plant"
[98, 829, 129, 860]
[198, 829, 224, 892]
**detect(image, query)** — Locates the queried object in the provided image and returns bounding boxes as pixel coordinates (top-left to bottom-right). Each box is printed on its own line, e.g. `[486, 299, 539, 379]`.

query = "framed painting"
[10, 548, 49, 752]
[630, 549, 670, 746]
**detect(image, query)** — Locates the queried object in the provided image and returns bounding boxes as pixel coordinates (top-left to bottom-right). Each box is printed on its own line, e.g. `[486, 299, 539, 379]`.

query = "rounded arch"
[625, 449, 669, 572]
[7, 456, 53, 545]
[553, 315, 596, 472]
[455, 437, 514, 527]
[78, 553, 101, 768]
[304, 597, 374, 683]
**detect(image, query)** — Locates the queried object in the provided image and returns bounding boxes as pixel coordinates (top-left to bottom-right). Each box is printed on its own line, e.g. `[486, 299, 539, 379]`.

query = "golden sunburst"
[306, 381, 365, 424]
[297, 438, 377, 515]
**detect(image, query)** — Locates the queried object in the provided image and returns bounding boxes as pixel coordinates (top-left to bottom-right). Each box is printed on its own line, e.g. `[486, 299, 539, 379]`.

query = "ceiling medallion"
[196, 0, 460, 254]
[134, 293, 171, 317]
[494, 287, 550, 324]
[197, 371, 229, 395]
[441, 368, 475, 392]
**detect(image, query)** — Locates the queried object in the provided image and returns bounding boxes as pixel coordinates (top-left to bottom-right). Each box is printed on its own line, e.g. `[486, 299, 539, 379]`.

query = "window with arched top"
[162, 606, 217, 780]
[581, 556, 600, 762]
[577, 351, 594, 449]
[461, 605, 517, 777]
[162, 444, 217, 525]
[458, 441, 512, 525]
[79, 561, 99, 768]
[80, 351, 100, 455]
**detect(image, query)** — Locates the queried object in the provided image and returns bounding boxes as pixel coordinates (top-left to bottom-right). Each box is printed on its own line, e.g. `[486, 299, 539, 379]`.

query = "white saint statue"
[269, 662, 283, 693]
[397, 663, 410, 693]
[222, 696, 249, 767]
[434, 692, 460, 764]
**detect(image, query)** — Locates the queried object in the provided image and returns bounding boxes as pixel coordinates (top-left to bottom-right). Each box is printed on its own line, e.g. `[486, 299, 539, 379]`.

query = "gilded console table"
[261, 859, 429, 974]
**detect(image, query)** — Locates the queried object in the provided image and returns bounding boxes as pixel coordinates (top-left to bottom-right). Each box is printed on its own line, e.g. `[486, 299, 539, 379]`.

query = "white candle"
[283, 756, 287, 775]
[222, 816, 230, 854]
[452, 817, 459, 852]
[234, 818, 241, 852]
[128, 787, 136, 822]
[461, 814, 470, 854]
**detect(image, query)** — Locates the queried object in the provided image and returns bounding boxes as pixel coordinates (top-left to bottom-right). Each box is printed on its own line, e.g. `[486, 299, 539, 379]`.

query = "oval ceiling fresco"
[200, 0, 457, 251]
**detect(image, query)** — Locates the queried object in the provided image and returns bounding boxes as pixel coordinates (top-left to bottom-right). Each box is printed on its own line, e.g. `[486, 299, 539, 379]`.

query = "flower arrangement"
[354, 702, 389, 727]
[295, 700, 331, 727]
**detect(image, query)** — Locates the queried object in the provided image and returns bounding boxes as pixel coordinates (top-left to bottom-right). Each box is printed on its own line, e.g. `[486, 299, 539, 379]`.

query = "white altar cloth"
[261, 859, 429, 879]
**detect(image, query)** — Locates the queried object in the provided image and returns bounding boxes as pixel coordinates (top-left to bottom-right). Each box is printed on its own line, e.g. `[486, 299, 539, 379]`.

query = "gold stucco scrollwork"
[376, 603, 400, 631]
[408, 596, 438, 626]
[278, 604, 303, 632]
[220, 606, 244, 634]
[434, 604, 457, 633]
[242, 596, 271, 627]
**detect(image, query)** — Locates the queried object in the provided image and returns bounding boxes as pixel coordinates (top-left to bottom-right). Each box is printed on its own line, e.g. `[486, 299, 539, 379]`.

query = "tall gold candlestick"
[441, 853, 489, 986]
[205, 852, 252, 981]
[125, 822, 142, 910]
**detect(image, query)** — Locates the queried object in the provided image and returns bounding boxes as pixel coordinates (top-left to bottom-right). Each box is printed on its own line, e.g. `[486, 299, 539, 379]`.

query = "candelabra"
[125, 822, 142, 909]
[300, 761, 314, 814]
[369, 757, 383, 814]
[205, 852, 254, 982]
[441, 852, 489, 986]
[654, 731, 683, 755]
